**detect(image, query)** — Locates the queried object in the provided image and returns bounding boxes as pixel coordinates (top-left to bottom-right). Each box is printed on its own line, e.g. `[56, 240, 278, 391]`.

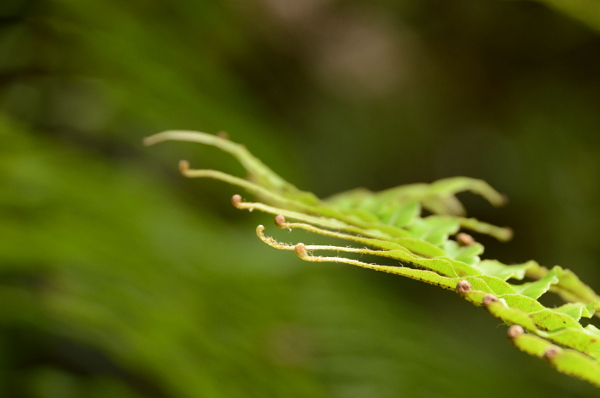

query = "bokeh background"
[1, 0, 600, 397]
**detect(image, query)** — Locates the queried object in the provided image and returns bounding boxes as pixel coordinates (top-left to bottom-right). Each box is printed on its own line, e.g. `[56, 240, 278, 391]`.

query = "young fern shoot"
[145, 130, 600, 388]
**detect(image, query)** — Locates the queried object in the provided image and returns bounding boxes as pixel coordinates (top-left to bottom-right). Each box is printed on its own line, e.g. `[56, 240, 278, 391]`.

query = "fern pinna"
[145, 130, 600, 387]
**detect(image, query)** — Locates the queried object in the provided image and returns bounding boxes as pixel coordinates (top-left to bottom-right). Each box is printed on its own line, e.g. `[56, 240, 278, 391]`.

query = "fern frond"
[145, 130, 600, 388]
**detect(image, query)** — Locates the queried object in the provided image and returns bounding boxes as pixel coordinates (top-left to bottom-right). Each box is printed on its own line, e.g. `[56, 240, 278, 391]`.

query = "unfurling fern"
[144, 130, 600, 387]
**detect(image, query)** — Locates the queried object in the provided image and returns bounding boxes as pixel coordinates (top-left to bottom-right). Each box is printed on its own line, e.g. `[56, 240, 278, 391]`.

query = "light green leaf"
[554, 302, 596, 321]
[476, 260, 536, 281]
[514, 266, 560, 299]
[407, 216, 460, 246]
[547, 349, 600, 388]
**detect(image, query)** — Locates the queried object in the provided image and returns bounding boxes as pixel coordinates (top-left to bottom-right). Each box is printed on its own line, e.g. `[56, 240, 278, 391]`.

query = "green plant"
[145, 130, 600, 388]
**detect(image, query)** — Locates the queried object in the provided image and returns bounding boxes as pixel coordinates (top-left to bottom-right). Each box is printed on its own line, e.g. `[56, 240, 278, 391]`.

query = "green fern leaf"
[145, 130, 600, 388]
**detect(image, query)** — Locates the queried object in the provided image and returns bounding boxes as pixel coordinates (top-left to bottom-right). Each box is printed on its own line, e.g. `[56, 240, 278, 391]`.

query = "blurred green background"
[1, 0, 600, 397]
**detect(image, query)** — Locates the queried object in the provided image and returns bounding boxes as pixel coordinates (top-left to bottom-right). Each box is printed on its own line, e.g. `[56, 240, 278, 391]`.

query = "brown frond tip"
[217, 131, 229, 140]
[179, 159, 190, 173]
[455, 280, 472, 295]
[295, 243, 308, 258]
[544, 346, 562, 360]
[457, 233, 475, 246]
[274, 215, 286, 227]
[482, 294, 499, 306]
[507, 324, 524, 339]
[231, 194, 243, 208]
